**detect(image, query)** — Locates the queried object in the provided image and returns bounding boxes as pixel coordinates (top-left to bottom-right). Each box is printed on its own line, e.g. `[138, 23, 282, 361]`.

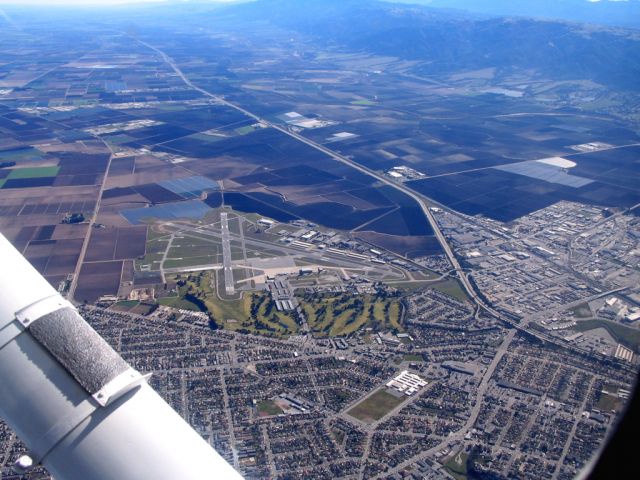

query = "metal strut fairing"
[0, 233, 242, 480]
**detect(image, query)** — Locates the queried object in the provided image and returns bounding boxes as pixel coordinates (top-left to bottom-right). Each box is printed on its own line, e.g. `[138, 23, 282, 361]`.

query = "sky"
[0, 0, 160, 4]
[0, 0, 238, 5]
[0, 0, 631, 4]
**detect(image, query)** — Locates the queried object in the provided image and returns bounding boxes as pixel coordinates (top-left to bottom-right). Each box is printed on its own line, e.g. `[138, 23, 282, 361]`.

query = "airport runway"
[220, 212, 235, 295]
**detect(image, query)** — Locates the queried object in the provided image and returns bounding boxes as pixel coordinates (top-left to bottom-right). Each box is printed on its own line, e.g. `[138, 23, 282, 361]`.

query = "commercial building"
[386, 370, 427, 396]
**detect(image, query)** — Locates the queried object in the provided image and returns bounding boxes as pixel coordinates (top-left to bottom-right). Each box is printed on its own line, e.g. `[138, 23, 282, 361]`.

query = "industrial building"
[386, 370, 427, 396]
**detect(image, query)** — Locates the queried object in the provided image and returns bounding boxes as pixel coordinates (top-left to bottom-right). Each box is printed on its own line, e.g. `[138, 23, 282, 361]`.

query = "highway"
[68, 141, 114, 302]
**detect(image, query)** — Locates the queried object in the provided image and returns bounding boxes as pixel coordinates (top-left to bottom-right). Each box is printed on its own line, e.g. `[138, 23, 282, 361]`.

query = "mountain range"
[214, 0, 640, 91]
[387, 0, 640, 29]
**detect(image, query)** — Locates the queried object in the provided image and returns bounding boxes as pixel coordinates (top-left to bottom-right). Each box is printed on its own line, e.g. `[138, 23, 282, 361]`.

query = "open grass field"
[147, 239, 170, 256]
[429, 278, 469, 302]
[129, 303, 156, 316]
[136, 252, 164, 271]
[573, 319, 640, 351]
[168, 237, 221, 258]
[103, 134, 136, 145]
[403, 354, 424, 362]
[300, 292, 403, 336]
[110, 300, 139, 312]
[157, 234, 223, 269]
[147, 226, 172, 241]
[595, 390, 622, 413]
[444, 450, 468, 480]
[158, 295, 203, 311]
[8, 165, 60, 179]
[163, 271, 237, 314]
[136, 228, 222, 270]
[412, 270, 440, 281]
[163, 255, 219, 269]
[386, 280, 434, 293]
[347, 388, 406, 424]
[209, 294, 249, 323]
[257, 399, 284, 417]
[135, 230, 170, 270]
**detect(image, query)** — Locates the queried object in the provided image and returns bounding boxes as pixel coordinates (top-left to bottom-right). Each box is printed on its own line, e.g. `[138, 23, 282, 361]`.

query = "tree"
[184, 293, 207, 312]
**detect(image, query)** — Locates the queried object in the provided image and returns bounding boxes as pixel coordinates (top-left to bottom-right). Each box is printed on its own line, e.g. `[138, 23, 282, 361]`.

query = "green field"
[430, 278, 470, 302]
[163, 255, 219, 269]
[162, 271, 221, 312]
[160, 233, 223, 269]
[158, 295, 203, 311]
[7, 165, 60, 179]
[235, 124, 261, 135]
[136, 227, 211, 270]
[210, 296, 249, 323]
[110, 300, 139, 312]
[103, 134, 136, 145]
[168, 235, 221, 258]
[444, 450, 468, 480]
[387, 280, 434, 293]
[158, 266, 404, 338]
[146, 226, 168, 241]
[403, 354, 424, 362]
[595, 389, 622, 413]
[136, 253, 164, 271]
[573, 319, 640, 350]
[0, 147, 44, 162]
[347, 389, 406, 424]
[257, 399, 284, 417]
[300, 292, 403, 337]
[163, 272, 299, 337]
[413, 270, 440, 281]
[350, 99, 376, 106]
[129, 303, 156, 316]
[229, 291, 299, 336]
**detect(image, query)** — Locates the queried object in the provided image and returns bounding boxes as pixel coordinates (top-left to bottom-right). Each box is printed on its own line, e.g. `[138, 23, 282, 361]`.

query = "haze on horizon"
[0, 0, 237, 5]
